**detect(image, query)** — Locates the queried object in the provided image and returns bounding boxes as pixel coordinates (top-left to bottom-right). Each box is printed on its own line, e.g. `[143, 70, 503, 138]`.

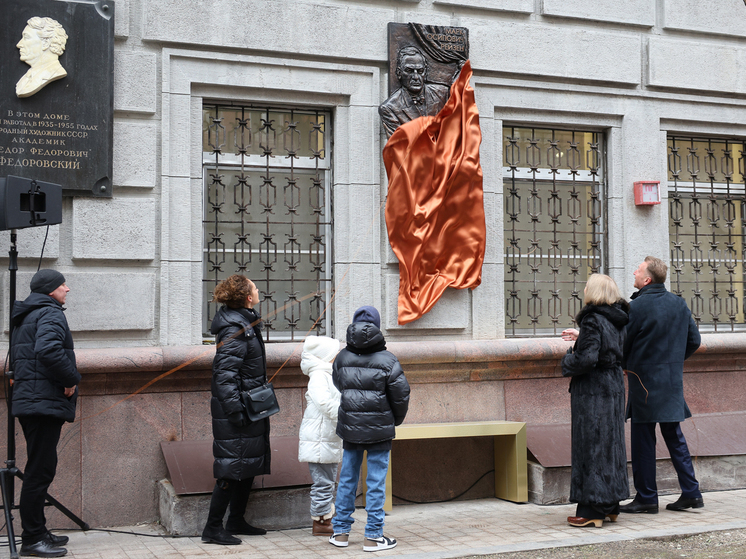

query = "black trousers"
[630, 422, 701, 504]
[19, 415, 64, 545]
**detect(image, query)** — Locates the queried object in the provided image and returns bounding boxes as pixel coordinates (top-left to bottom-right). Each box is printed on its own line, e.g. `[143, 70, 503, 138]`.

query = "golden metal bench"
[363, 421, 528, 511]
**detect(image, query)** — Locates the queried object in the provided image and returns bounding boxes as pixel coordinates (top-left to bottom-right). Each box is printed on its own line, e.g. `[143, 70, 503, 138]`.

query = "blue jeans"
[332, 449, 389, 539]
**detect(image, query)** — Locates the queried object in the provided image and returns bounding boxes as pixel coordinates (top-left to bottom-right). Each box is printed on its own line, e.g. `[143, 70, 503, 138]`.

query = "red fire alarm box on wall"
[634, 181, 661, 205]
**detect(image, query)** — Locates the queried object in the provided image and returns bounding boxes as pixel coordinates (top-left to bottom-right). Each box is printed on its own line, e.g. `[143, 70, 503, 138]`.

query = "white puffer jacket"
[298, 349, 343, 464]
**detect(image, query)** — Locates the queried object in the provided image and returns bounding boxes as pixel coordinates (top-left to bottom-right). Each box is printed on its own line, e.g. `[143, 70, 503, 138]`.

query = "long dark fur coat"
[562, 302, 630, 505]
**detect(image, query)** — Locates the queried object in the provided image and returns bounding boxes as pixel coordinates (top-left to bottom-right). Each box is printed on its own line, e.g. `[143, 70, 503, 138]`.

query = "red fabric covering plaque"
[383, 61, 486, 325]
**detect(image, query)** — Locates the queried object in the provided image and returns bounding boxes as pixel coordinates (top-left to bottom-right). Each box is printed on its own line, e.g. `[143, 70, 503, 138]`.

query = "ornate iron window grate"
[503, 127, 606, 337]
[202, 104, 333, 342]
[668, 136, 746, 331]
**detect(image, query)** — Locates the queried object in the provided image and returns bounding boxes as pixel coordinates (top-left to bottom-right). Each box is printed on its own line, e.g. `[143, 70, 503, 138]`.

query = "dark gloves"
[227, 412, 247, 428]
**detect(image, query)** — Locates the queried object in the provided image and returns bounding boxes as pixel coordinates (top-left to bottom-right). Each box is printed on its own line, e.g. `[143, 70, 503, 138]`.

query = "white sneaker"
[329, 533, 349, 547]
[363, 535, 397, 552]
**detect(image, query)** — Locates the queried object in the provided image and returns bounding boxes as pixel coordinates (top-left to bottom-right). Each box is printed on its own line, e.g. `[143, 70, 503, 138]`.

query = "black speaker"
[0, 175, 62, 231]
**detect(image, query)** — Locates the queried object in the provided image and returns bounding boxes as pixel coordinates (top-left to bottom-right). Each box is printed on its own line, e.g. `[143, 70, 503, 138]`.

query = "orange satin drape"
[383, 60, 486, 325]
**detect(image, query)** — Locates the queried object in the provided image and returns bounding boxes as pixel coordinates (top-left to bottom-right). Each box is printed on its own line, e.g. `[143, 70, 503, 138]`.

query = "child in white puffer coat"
[298, 335, 342, 536]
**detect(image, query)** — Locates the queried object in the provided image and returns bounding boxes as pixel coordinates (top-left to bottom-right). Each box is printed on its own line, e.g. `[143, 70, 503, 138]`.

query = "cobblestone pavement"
[3, 489, 745, 559]
[465, 529, 746, 558]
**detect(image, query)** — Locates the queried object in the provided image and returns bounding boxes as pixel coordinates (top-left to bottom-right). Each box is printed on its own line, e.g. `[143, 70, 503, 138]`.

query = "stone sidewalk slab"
[4, 489, 745, 558]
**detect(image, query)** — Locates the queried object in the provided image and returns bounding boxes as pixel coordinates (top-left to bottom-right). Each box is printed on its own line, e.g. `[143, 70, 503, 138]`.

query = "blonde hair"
[583, 273, 622, 306]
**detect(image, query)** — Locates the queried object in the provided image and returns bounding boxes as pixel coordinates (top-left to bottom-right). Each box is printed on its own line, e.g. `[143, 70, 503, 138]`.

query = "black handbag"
[241, 382, 280, 421]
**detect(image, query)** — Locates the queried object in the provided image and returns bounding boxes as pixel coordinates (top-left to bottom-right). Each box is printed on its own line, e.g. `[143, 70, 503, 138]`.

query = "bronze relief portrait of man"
[16, 16, 68, 98]
[378, 46, 450, 137]
[380, 22, 485, 326]
[378, 23, 468, 138]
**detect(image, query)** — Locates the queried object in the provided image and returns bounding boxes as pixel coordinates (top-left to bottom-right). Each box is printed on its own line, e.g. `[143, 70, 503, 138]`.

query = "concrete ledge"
[528, 460, 571, 505]
[158, 479, 312, 535]
[528, 456, 746, 505]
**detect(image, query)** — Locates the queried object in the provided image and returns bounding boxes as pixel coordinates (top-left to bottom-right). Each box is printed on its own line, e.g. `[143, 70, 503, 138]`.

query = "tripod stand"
[1, 231, 89, 558]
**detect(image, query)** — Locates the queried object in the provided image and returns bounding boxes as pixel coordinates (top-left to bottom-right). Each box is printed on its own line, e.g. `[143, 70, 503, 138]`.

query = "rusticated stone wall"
[1, 333, 743, 529]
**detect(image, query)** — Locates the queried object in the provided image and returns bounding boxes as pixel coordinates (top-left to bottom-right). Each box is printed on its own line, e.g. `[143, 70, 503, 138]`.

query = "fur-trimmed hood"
[576, 301, 629, 329]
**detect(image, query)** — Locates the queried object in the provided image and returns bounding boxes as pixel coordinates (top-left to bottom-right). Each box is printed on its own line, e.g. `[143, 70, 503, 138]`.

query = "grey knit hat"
[30, 269, 65, 294]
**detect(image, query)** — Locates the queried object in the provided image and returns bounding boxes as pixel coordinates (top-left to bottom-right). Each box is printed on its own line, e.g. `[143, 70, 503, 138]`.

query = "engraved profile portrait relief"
[16, 16, 68, 98]
[378, 46, 450, 137]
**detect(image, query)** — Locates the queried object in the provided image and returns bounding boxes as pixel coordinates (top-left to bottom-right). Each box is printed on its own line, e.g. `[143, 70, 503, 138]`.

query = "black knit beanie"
[30, 269, 65, 294]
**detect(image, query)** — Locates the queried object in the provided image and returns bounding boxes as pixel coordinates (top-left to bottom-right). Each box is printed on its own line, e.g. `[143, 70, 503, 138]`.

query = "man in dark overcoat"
[620, 256, 702, 514]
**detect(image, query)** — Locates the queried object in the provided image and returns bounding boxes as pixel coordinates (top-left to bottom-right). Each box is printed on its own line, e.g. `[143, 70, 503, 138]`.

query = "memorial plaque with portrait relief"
[386, 22, 469, 95]
[0, 0, 114, 197]
[379, 22, 469, 137]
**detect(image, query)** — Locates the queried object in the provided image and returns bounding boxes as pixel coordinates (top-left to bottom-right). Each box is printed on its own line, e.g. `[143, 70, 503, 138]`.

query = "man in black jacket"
[620, 257, 702, 515]
[329, 306, 409, 552]
[10, 269, 80, 558]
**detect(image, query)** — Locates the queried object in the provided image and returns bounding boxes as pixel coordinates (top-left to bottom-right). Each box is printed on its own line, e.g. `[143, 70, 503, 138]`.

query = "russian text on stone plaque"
[0, 0, 115, 197]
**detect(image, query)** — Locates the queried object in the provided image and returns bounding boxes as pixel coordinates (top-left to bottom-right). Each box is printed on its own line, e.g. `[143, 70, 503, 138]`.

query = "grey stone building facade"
[5, 0, 746, 343]
[3, 0, 746, 529]
[6, 0, 746, 343]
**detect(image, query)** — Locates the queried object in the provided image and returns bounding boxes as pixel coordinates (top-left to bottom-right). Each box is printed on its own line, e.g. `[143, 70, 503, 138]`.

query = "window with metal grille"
[202, 104, 333, 342]
[503, 127, 606, 337]
[668, 136, 746, 331]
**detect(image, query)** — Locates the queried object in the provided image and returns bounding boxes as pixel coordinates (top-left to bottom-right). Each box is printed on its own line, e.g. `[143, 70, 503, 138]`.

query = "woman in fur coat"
[298, 335, 342, 535]
[560, 273, 630, 527]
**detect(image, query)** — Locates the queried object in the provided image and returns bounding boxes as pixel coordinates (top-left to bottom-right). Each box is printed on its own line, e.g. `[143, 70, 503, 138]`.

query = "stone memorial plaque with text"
[0, 0, 114, 197]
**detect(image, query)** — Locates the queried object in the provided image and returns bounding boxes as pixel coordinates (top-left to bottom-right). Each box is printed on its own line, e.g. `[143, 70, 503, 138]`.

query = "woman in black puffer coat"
[202, 275, 270, 546]
[561, 273, 630, 528]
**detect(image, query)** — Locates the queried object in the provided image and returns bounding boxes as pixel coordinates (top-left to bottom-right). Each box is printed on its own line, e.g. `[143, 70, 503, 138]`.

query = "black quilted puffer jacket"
[332, 321, 410, 444]
[210, 306, 270, 481]
[10, 293, 80, 423]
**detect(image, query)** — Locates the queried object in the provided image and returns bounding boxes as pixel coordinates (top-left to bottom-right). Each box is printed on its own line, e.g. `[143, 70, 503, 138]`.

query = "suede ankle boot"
[312, 517, 334, 536]
[312, 505, 335, 536]
[201, 525, 242, 545]
[225, 518, 267, 536]
[202, 481, 241, 545]
[224, 478, 265, 535]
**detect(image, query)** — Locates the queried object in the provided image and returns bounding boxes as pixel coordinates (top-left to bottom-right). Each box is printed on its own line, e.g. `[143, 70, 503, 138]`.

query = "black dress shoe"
[666, 495, 704, 511]
[45, 532, 69, 546]
[619, 499, 659, 514]
[19, 538, 67, 557]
